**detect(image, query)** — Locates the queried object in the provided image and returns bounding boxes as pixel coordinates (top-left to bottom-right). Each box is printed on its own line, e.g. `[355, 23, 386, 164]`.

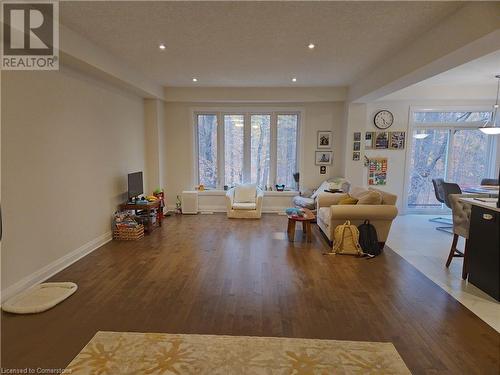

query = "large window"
[250, 115, 271, 188]
[406, 109, 496, 211]
[195, 111, 299, 190]
[224, 115, 244, 186]
[277, 114, 298, 188]
[196, 114, 218, 188]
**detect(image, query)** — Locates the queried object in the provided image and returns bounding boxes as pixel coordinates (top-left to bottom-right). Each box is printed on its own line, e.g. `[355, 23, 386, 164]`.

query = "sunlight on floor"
[387, 214, 500, 332]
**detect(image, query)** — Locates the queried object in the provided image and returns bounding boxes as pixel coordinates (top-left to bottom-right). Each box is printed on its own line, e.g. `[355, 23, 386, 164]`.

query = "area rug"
[66, 331, 411, 374]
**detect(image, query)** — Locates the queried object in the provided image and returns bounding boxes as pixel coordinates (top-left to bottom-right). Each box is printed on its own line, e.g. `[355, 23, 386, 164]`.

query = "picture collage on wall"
[353, 132, 361, 161]
[368, 158, 388, 186]
[365, 131, 406, 150]
[316, 131, 333, 168]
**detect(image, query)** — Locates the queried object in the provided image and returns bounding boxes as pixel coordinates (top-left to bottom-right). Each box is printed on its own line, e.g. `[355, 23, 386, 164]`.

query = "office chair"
[430, 178, 453, 232]
[480, 178, 499, 186]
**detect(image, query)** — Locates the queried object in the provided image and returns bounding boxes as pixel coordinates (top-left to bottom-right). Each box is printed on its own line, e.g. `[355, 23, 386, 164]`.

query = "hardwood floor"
[2, 214, 499, 374]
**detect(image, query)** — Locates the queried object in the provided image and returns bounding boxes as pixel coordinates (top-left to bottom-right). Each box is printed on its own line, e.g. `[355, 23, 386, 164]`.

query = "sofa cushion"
[234, 184, 257, 203]
[293, 196, 315, 210]
[232, 202, 257, 210]
[338, 195, 358, 205]
[370, 188, 397, 205]
[350, 186, 368, 199]
[356, 190, 383, 205]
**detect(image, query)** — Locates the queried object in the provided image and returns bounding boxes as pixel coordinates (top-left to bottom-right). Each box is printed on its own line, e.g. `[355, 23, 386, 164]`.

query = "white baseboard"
[1, 231, 112, 303]
[167, 204, 286, 214]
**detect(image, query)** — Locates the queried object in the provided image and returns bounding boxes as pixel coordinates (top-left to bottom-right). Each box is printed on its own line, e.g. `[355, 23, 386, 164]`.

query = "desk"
[460, 198, 499, 301]
[462, 186, 499, 197]
[119, 200, 162, 233]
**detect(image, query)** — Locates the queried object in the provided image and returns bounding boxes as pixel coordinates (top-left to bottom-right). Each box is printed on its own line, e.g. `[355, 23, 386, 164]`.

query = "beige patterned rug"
[66, 331, 411, 374]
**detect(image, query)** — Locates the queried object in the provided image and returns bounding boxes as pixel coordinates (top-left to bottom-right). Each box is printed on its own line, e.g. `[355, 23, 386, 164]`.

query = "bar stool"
[446, 193, 482, 279]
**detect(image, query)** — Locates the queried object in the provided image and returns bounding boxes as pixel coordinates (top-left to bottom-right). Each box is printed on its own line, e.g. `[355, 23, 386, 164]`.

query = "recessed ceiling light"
[292, 77, 297, 82]
[308, 43, 315, 49]
[192, 78, 198, 82]
[158, 43, 166, 50]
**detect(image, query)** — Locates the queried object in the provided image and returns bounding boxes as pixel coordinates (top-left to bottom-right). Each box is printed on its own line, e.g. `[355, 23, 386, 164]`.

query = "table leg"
[158, 204, 162, 227]
[148, 208, 153, 233]
[304, 221, 312, 242]
[287, 219, 296, 242]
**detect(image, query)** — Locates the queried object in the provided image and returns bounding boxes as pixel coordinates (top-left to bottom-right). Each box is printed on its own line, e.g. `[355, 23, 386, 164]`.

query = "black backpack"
[358, 220, 381, 257]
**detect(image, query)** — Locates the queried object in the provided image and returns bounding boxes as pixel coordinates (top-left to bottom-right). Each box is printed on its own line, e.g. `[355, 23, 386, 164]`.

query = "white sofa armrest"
[316, 192, 349, 209]
[255, 188, 264, 212]
[226, 188, 235, 210]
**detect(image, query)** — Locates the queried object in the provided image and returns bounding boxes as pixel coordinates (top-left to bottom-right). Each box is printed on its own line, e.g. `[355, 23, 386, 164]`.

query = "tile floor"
[387, 214, 500, 332]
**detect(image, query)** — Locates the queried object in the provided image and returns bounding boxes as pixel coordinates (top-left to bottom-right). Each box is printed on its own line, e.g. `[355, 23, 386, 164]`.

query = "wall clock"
[374, 110, 394, 129]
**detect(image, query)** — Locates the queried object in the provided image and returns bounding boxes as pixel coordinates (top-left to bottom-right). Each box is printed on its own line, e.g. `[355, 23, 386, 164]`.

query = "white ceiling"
[415, 50, 500, 86]
[60, 1, 463, 87]
[379, 49, 500, 101]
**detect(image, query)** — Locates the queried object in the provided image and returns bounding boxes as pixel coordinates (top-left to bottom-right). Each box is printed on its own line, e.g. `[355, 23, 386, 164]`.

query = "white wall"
[144, 99, 165, 194]
[163, 100, 346, 209]
[1, 67, 146, 298]
[344, 99, 500, 213]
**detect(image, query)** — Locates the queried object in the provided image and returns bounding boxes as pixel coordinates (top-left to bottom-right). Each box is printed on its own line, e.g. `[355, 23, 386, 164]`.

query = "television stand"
[119, 200, 162, 234]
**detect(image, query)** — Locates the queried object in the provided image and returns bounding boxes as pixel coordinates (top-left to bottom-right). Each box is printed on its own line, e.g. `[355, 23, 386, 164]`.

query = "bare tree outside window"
[407, 129, 449, 208]
[277, 114, 298, 189]
[414, 111, 491, 123]
[251, 115, 271, 188]
[197, 114, 217, 188]
[224, 115, 244, 187]
[196, 111, 300, 190]
[407, 111, 494, 210]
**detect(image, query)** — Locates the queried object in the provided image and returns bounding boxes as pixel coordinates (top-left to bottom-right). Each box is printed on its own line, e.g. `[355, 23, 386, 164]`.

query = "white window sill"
[196, 190, 298, 197]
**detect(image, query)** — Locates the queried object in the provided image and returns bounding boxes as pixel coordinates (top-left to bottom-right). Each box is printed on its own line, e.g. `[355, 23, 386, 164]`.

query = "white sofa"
[316, 186, 398, 245]
[226, 184, 264, 219]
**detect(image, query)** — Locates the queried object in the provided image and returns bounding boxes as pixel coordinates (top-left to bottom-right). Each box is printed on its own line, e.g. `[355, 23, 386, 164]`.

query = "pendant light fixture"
[480, 74, 500, 135]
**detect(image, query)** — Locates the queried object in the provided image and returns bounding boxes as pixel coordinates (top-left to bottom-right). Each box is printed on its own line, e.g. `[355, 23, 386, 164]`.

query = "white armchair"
[226, 184, 264, 219]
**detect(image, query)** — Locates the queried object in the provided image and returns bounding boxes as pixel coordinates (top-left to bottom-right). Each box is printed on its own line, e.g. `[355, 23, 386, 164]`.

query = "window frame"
[403, 105, 497, 214]
[194, 112, 219, 189]
[193, 109, 301, 190]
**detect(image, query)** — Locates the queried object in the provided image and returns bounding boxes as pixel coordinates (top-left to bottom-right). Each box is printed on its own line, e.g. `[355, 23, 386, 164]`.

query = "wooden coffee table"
[287, 208, 316, 242]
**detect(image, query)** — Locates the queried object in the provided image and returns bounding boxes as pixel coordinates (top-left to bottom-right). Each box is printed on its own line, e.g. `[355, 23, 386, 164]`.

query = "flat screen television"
[128, 172, 143, 199]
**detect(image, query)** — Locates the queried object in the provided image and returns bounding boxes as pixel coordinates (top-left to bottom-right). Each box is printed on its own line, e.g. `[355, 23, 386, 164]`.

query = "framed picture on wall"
[365, 132, 375, 149]
[353, 132, 361, 141]
[353, 141, 361, 151]
[353, 152, 360, 161]
[317, 131, 332, 149]
[315, 151, 333, 165]
[375, 132, 389, 149]
[389, 131, 405, 149]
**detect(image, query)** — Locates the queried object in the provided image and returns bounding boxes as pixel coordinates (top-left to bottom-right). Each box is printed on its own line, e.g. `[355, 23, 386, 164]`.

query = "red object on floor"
[153, 191, 165, 220]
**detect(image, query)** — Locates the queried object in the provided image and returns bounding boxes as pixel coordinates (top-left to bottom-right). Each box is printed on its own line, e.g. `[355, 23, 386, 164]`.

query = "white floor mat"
[2, 282, 78, 314]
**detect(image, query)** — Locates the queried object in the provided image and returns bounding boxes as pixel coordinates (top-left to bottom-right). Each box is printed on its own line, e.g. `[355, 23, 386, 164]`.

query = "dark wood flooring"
[2, 214, 499, 374]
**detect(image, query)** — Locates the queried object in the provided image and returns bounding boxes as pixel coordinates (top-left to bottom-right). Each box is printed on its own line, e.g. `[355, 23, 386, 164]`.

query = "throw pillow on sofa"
[338, 195, 359, 205]
[356, 190, 382, 205]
